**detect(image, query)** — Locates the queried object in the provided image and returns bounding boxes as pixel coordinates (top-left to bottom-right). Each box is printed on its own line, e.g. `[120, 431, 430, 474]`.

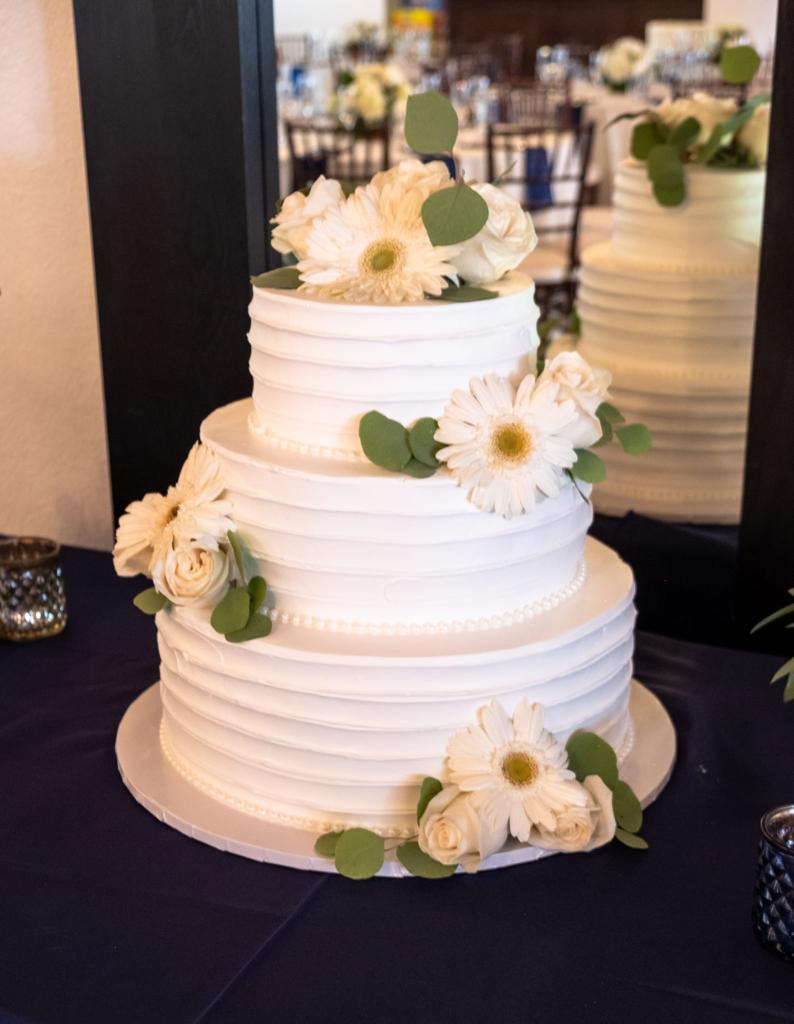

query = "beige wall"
[0, 0, 113, 550]
[274, 0, 387, 45]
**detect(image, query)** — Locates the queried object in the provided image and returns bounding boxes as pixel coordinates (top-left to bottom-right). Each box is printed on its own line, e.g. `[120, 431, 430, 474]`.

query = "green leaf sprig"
[210, 531, 272, 644]
[569, 401, 651, 488]
[565, 731, 649, 849]
[359, 411, 442, 478]
[404, 91, 489, 248]
[751, 588, 794, 704]
[313, 775, 455, 880]
[133, 587, 170, 615]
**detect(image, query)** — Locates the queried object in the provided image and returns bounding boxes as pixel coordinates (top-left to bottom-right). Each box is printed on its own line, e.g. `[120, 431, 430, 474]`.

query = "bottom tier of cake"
[155, 538, 635, 838]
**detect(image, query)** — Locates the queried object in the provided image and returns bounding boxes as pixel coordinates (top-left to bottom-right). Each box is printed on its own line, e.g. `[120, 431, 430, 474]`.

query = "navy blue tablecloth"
[2, 546, 793, 1024]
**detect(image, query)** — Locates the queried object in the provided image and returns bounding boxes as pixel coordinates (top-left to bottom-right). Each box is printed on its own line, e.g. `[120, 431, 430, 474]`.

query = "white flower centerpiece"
[332, 63, 411, 128]
[597, 37, 651, 93]
[617, 45, 771, 206]
[315, 697, 646, 880]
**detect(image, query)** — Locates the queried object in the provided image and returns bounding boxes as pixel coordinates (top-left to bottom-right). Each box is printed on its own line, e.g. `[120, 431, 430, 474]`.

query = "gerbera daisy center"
[490, 420, 533, 465]
[360, 239, 406, 276]
[501, 751, 539, 787]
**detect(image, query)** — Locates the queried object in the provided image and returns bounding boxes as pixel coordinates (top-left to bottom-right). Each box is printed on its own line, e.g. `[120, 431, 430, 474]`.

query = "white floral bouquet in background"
[332, 63, 411, 127]
[597, 37, 651, 92]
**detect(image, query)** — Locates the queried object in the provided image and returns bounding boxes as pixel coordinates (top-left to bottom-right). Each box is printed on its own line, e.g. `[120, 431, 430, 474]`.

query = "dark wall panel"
[73, 0, 278, 519]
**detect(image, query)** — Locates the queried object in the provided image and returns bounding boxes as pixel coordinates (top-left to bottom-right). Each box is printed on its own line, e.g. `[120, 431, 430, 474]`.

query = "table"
[3, 545, 793, 1024]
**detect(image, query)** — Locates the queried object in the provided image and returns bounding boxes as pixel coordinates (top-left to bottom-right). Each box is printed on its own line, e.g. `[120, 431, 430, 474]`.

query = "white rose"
[371, 158, 452, 202]
[355, 77, 387, 122]
[737, 101, 770, 165]
[655, 91, 738, 147]
[540, 351, 611, 447]
[418, 785, 508, 874]
[271, 176, 344, 259]
[151, 543, 231, 607]
[531, 775, 617, 853]
[601, 47, 635, 85]
[450, 183, 537, 286]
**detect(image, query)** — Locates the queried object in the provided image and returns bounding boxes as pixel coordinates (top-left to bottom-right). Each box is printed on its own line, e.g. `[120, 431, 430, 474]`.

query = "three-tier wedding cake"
[114, 93, 664, 876]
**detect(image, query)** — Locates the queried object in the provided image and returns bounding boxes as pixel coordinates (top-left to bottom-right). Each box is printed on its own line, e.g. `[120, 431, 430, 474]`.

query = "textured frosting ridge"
[202, 399, 593, 628]
[612, 160, 765, 269]
[247, 271, 538, 455]
[156, 538, 636, 836]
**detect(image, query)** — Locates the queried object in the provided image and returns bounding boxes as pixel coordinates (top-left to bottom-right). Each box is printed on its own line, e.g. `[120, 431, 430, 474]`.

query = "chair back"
[485, 121, 595, 275]
[276, 35, 313, 67]
[505, 82, 574, 128]
[284, 119, 391, 192]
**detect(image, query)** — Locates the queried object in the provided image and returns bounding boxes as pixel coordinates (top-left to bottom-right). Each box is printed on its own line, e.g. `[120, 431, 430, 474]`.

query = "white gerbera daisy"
[446, 699, 588, 842]
[296, 181, 460, 304]
[113, 443, 233, 578]
[435, 373, 579, 517]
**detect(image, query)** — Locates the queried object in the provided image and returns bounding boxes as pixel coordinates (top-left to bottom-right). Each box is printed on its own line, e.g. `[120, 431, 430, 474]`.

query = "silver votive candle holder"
[753, 804, 794, 961]
[0, 536, 67, 641]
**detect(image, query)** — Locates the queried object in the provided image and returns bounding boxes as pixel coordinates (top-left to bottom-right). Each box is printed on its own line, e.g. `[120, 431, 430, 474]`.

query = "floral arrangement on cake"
[597, 37, 651, 93]
[113, 444, 273, 642]
[332, 63, 411, 127]
[262, 91, 539, 303]
[616, 45, 770, 206]
[314, 698, 648, 880]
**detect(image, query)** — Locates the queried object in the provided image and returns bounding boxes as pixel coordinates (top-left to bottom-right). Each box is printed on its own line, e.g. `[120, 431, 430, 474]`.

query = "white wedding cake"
[578, 159, 765, 523]
[156, 274, 635, 837]
[114, 93, 660, 874]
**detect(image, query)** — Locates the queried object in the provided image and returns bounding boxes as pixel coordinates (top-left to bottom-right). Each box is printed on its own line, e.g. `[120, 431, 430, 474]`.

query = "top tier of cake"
[612, 160, 765, 269]
[247, 272, 537, 457]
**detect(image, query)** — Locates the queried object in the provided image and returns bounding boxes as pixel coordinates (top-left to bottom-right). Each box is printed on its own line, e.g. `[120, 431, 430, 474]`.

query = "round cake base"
[116, 680, 675, 877]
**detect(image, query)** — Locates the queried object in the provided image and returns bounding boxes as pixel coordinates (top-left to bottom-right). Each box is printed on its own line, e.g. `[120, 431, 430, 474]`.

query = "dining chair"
[276, 35, 314, 67]
[284, 119, 391, 193]
[485, 121, 596, 318]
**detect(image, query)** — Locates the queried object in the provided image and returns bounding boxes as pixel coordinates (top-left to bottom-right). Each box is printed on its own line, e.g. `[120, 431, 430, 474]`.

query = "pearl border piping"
[248, 412, 364, 463]
[263, 561, 587, 637]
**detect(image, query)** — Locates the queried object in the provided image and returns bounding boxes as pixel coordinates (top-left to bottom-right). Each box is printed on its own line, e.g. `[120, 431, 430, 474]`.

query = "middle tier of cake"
[202, 399, 593, 632]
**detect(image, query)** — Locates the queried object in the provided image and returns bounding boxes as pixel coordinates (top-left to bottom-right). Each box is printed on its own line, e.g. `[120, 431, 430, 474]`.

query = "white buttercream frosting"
[201, 399, 593, 627]
[156, 537, 635, 836]
[247, 271, 539, 454]
[612, 160, 765, 269]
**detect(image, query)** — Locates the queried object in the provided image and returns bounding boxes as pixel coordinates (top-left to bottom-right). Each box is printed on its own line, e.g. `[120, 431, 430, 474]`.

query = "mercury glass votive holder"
[0, 537, 67, 641]
[753, 805, 794, 961]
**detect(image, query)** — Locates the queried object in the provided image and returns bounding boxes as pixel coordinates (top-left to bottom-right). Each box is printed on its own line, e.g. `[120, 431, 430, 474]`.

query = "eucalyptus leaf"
[670, 116, 701, 153]
[133, 587, 169, 615]
[397, 841, 456, 879]
[431, 284, 498, 302]
[615, 828, 649, 850]
[597, 401, 625, 426]
[247, 575, 267, 611]
[784, 673, 794, 703]
[647, 144, 684, 190]
[334, 828, 385, 880]
[314, 831, 344, 858]
[403, 458, 437, 478]
[416, 777, 444, 823]
[405, 91, 459, 154]
[592, 420, 613, 448]
[720, 44, 761, 85]
[771, 655, 794, 684]
[226, 611, 272, 644]
[616, 423, 652, 454]
[228, 531, 259, 583]
[569, 306, 581, 336]
[210, 585, 252, 635]
[359, 411, 412, 472]
[630, 121, 664, 160]
[566, 731, 619, 788]
[408, 418, 442, 468]
[572, 448, 606, 484]
[422, 184, 489, 246]
[653, 182, 686, 207]
[250, 266, 301, 290]
[751, 601, 794, 634]
[698, 122, 728, 164]
[612, 780, 643, 834]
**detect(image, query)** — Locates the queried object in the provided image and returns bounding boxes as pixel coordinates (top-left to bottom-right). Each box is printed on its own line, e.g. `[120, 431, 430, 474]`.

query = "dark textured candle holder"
[0, 537, 67, 641]
[753, 805, 794, 961]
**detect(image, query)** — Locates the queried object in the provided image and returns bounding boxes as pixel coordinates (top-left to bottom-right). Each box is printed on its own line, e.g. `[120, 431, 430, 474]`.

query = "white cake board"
[116, 680, 675, 877]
